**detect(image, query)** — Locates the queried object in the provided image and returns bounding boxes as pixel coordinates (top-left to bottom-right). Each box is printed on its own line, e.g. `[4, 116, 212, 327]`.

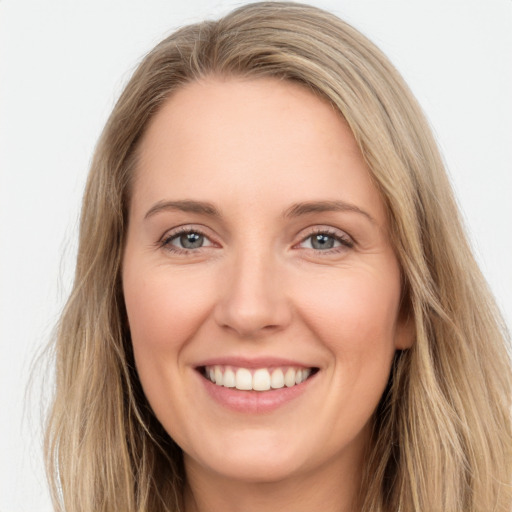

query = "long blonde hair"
[45, 2, 512, 511]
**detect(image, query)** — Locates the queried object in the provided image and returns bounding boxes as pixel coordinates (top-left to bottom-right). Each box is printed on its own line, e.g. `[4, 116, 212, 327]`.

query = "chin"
[193, 455, 305, 484]
[183, 430, 313, 483]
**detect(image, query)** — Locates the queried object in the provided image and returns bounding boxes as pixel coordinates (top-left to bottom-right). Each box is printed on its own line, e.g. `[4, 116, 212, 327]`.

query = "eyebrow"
[283, 200, 376, 224]
[144, 198, 376, 224]
[144, 200, 222, 220]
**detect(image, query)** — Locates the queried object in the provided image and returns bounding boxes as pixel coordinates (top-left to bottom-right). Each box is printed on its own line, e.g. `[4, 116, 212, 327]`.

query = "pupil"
[312, 234, 334, 250]
[180, 232, 203, 249]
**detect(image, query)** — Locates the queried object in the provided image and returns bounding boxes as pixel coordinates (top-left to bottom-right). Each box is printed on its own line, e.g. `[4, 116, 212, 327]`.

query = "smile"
[201, 365, 317, 391]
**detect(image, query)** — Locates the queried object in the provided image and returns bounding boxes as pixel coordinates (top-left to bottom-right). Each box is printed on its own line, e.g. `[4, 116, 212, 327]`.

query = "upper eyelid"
[297, 225, 354, 241]
[160, 224, 215, 242]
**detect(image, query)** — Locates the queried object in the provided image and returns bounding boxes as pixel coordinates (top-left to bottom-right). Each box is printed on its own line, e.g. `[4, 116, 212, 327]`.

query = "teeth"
[284, 368, 296, 387]
[223, 368, 235, 388]
[253, 369, 271, 391]
[204, 365, 313, 391]
[214, 366, 223, 385]
[235, 368, 252, 390]
[270, 368, 284, 389]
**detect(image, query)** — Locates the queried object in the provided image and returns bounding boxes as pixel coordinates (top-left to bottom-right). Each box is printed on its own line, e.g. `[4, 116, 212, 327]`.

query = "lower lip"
[198, 371, 317, 414]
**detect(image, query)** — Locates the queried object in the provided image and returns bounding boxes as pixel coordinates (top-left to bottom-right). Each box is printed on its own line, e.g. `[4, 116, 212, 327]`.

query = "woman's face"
[123, 77, 412, 484]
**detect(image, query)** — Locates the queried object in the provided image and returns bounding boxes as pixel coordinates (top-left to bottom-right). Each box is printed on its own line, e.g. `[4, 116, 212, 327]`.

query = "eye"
[298, 230, 353, 251]
[161, 228, 214, 252]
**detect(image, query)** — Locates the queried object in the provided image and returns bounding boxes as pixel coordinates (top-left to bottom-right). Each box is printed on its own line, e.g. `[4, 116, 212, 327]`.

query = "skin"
[122, 77, 413, 512]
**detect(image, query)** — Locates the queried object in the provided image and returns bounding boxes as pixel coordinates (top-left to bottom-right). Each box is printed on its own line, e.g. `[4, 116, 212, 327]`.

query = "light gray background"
[1, 1, 511, 510]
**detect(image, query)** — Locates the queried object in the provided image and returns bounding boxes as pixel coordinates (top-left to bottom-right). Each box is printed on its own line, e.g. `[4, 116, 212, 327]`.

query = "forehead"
[132, 77, 387, 226]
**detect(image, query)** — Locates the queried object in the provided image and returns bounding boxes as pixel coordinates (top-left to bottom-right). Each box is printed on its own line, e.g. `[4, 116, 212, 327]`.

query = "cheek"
[122, 265, 218, 420]
[122, 267, 217, 433]
[295, 267, 401, 406]
[298, 268, 402, 351]
[123, 268, 215, 354]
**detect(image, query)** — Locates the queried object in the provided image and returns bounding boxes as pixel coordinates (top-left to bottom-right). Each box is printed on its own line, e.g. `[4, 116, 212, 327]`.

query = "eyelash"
[159, 227, 354, 255]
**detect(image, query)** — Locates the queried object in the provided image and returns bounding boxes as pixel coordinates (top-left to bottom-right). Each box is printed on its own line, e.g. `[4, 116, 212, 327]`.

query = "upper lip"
[195, 356, 318, 369]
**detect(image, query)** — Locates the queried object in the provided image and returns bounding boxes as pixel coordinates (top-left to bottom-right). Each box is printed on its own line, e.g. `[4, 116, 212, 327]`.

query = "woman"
[45, 2, 512, 511]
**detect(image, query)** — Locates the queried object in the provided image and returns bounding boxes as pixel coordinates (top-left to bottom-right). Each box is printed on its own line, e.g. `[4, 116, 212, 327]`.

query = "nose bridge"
[215, 242, 290, 337]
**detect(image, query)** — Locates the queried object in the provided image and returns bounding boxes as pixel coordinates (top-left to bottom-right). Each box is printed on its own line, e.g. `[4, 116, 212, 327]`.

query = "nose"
[213, 249, 292, 338]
